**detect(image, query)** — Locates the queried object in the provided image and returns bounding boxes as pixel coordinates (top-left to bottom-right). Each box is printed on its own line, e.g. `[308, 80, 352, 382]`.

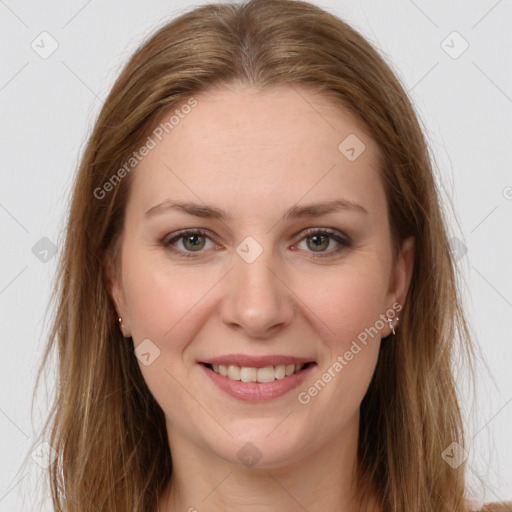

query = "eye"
[161, 228, 352, 259]
[295, 229, 351, 258]
[162, 229, 217, 257]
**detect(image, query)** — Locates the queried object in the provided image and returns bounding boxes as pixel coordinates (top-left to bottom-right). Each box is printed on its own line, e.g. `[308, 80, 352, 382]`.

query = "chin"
[205, 420, 312, 469]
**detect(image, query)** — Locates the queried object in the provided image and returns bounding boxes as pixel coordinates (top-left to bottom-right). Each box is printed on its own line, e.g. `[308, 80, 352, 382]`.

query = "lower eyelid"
[296, 238, 350, 256]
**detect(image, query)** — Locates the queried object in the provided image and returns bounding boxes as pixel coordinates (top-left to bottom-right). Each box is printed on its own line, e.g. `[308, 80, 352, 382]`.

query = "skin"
[109, 84, 414, 512]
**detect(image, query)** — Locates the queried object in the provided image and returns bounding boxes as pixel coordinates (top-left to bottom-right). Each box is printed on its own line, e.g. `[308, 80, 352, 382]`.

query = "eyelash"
[161, 228, 352, 259]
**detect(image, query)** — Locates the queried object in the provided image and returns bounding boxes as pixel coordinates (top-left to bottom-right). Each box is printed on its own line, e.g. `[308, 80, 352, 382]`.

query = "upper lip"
[200, 354, 315, 368]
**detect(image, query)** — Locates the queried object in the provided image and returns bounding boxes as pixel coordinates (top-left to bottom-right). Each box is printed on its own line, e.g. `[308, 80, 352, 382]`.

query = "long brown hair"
[27, 0, 497, 510]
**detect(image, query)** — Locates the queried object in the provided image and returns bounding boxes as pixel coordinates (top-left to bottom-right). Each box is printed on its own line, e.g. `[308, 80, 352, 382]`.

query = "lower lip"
[199, 363, 315, 402]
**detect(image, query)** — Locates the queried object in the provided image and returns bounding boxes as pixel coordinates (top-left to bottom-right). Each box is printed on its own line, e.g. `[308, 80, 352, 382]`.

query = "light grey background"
[1, 0, 511, 510]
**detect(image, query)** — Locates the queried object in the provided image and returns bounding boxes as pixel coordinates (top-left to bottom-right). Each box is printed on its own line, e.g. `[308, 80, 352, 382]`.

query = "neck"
[158, 414, 381, 512]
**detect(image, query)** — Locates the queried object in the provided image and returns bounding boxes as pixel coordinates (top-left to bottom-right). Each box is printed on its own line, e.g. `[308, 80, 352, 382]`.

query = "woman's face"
[110, 84, 413, 469]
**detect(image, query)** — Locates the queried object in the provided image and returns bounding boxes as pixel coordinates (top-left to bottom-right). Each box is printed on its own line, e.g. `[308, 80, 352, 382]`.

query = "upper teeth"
[211, 363, 305, 383]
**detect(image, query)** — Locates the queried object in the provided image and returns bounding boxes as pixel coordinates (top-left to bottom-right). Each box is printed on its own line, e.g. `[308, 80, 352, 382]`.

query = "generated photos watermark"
[297, 302, 402, 405]
[93, 97, 198, 200]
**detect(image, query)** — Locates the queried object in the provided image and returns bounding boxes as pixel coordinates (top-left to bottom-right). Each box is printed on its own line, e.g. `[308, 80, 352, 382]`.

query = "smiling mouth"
[201, 362, 314, 383]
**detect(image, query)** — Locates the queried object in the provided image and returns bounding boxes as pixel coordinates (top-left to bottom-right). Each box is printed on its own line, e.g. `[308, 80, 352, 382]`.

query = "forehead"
[128, 85, 384, 219]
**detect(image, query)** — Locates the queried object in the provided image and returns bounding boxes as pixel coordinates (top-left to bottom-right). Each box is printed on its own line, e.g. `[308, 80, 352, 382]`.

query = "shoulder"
[476, 502, 512, 512]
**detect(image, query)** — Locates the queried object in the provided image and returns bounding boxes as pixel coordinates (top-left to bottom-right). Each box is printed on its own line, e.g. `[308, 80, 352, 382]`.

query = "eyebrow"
[144, 198, 368, 220]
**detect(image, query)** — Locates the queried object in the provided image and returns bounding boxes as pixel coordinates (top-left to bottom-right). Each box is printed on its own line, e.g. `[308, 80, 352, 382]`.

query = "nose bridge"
[219, 238, 294, 336]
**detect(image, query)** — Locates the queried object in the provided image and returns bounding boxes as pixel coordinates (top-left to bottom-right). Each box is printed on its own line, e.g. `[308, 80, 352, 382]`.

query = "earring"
[387, 316, 399, 336]
[118, 317, 126, 336]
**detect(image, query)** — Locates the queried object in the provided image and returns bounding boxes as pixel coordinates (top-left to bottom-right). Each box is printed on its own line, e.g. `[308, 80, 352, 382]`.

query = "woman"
[32, 0, 510, 511]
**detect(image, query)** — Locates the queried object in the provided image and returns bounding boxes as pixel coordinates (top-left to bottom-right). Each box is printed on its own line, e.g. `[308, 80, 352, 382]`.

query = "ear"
[387, 236, 415, 312]
[104, 253, 132, 338]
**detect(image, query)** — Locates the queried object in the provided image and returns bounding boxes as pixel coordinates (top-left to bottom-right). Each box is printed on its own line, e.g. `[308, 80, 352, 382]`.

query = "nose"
[219, 248, 295, 339]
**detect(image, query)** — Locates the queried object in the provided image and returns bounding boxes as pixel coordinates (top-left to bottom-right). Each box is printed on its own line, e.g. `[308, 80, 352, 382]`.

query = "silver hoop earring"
[387, 317, 398, 336]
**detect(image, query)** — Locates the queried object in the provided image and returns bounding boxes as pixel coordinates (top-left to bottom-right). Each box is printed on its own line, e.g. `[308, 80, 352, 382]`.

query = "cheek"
[293, 259, 388, 411]
[122, 249, 222, 345]
[294, 267, 386, 417]
[121, 252, 221, 411]
[298, 261, 389, 348]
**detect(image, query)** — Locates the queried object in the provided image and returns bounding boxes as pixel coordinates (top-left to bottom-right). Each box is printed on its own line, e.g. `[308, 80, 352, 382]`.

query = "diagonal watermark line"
[265, 266, 336, 335]
[0, 408, 29, 439]
[62, 0, 93, 29]
[0, 266, 28, 296]
[408, 62, 439, 93]
[163, 367, 234, 437]
[0, 1, 29, 28]
[266, 164, 336, 234]
[472, 265, 512, 309]
[0, 203, 29, 233]
[470, 204, 499, 233]
[290, 84, 337, 131]
[201, 471, 233, 502]
[468, 465, 508, 505]
[472, 396, 512, 438]
[406, 0, 439, 28]
[0, 62, 29, 92]
[265, 410, 293, 438]
[61, 60, 103, 103]
[162, 163, 213, 206]
[472, 61, 512, 104]
[164, 267, 234, 337]
[265, 471, 310, 511]
[472, 0, 503, 30]
[0, 472, 28, 503]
